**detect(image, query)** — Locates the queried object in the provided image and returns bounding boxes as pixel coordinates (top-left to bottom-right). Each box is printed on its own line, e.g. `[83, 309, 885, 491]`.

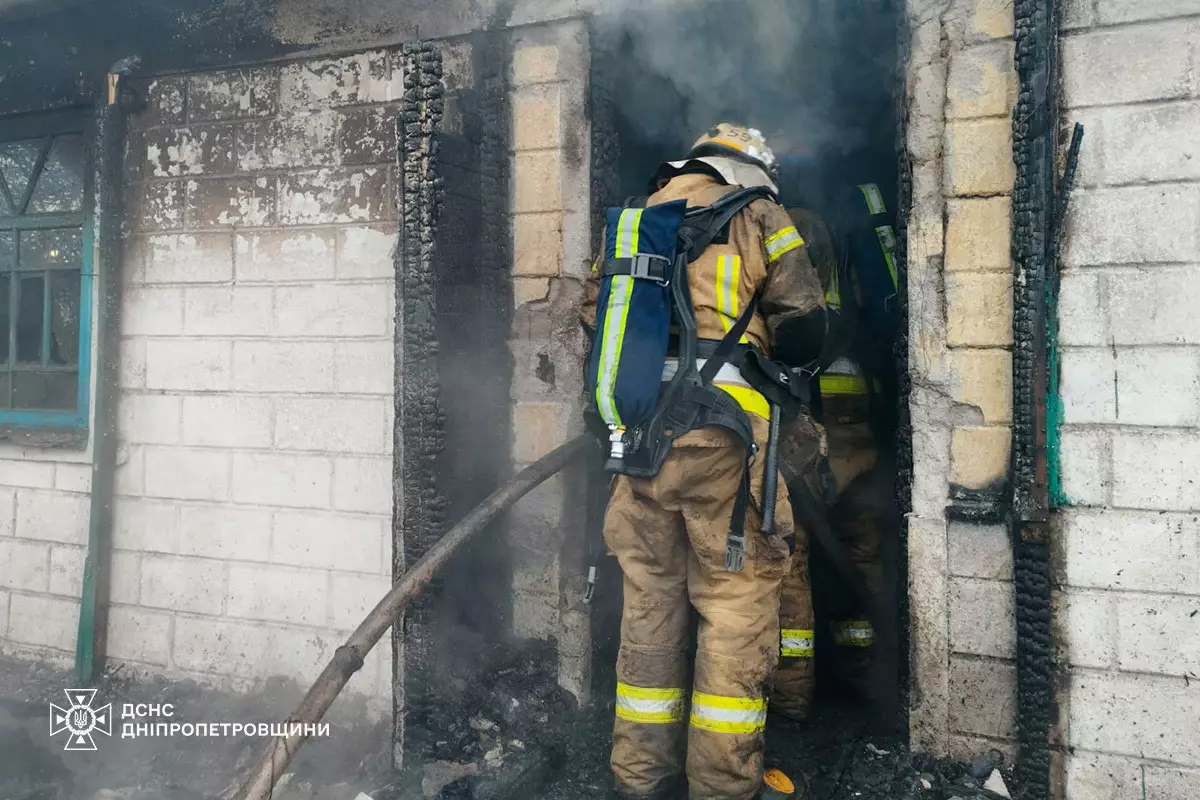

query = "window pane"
[13, 370, 76, 411]
[15, 275, 44, 363]
[49, 271, 80, 366]
[0, 274, 9, 365]
[0, 373, 9, 409]
[0, 139, 43, 211]
[29, 135, 84, 214]
[0, 231, 12, 269]
[19, 229, 82, 270]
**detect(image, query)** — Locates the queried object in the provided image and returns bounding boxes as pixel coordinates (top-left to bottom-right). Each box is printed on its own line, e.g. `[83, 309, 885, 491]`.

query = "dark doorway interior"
[587, 0, 908, 756]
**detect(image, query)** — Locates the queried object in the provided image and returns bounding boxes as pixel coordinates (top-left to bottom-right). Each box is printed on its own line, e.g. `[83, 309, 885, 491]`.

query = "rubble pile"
[764, 712, 1016, 800]
[377, 640, 584, 800]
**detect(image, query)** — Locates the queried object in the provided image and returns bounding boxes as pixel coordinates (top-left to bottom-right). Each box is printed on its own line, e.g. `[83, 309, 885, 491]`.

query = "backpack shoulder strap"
[682, 186, 777, 263]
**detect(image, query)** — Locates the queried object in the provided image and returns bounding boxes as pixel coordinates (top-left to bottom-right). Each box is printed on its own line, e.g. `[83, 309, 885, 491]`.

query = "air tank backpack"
[585, 185, 780, 574]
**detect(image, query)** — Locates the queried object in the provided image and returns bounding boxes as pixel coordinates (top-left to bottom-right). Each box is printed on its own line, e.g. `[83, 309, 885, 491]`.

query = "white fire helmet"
[660, 123, 781, 193]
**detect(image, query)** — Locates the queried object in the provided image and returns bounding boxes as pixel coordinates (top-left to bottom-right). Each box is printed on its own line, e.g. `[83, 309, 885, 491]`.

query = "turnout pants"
[771, 522, 814, 720]
[605, 415, 794, 800]
[824, 422, 883, 652]
[773, 420, 882, 719]
[768, 414, 825, 721]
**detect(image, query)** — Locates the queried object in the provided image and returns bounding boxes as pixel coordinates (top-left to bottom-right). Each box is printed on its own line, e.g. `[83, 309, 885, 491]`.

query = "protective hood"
[660, 155, 780, 195]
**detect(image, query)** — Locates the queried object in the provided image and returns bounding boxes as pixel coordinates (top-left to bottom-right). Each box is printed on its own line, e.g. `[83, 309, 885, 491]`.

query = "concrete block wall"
[905, 0, 1019, 759]
[1058, 4, 1200, 795]
[942, 0, 1020, 763]
[505, 20, 594, 702]
[943, 0, 1016, 502]
[0, 452, 100, 665]
[6, 52, 409, 702]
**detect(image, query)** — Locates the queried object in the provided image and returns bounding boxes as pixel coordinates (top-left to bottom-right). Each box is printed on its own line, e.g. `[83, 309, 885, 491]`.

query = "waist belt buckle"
[725, 533, 746, 573]
[630, 253, 671, 285]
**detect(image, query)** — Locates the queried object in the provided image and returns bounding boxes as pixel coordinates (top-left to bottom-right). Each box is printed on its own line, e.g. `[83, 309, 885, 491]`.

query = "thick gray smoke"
[593, 0, 899, 175]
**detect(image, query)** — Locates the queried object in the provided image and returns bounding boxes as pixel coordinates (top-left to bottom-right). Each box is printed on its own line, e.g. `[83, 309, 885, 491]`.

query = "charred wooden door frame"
[391, 29, 514, 768]
[393, 39, 448, 769]
[1009, 0, 1064, 797]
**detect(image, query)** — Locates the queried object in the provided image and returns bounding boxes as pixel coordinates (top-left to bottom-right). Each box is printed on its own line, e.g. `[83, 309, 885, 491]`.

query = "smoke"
[593, 0, 899, 175]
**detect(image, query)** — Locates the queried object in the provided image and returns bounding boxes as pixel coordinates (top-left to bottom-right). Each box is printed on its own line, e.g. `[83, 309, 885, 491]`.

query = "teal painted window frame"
[0, 108, 94, 431]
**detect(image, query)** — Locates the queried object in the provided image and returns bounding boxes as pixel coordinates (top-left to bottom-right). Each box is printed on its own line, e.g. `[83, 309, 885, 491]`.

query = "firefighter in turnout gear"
[770, 159, 901, 720]
[767, 206, 839, 721]
[582, 124, 828, 800]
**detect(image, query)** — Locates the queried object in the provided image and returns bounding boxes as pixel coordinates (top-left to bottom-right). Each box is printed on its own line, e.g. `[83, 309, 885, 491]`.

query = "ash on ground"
[1, 649, 1012, 800]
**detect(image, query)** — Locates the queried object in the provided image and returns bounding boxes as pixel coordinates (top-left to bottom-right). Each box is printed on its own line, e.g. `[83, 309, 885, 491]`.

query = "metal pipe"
[74, 69, 128, 685]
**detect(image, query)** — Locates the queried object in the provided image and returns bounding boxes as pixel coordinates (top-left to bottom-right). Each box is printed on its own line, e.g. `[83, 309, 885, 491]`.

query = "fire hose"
[232, 434, 592, 800]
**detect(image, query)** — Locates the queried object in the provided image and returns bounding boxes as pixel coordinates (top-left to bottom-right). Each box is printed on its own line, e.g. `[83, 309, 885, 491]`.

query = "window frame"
[0, 107, 94, 433]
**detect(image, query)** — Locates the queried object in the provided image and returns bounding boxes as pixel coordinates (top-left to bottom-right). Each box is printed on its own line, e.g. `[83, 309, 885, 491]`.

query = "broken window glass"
[0, 139, 41, 213]
[20, 228, 81, 270]
[28, 135, 85, 214]
[49, 270, 79, 366]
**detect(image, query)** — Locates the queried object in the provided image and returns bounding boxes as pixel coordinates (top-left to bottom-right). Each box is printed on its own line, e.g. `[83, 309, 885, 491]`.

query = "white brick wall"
[1060, 8, 1200, 796]
[1, 53, 400, 704]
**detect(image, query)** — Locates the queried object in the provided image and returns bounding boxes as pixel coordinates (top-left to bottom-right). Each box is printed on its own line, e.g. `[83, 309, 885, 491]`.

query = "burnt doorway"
[393, 36, 516, 765]
[588, 0, 910, 756]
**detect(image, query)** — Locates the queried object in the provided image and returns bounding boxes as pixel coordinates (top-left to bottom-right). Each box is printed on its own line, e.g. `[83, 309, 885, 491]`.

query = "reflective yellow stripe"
[716, 383, 770, 420]
[617, 684, 684, 701]
[690, 691, 767, 735]
[595, 277, 633, 426]
[832, 620, 875, 648]
[615, 683, 685, 724]
[819, 373, 869, 396]
[858, 183, 886, 215]
[781, 628, 814, 658]
[594, 210, 644, 426]
[875, 224, 898, 289]
[826, 263, 841, 310]
[764, 226, 804, 262]
[715, 254, 749, 344]
[882, 248, 898, 289]
[616, 208, 642, 260]
[692, 692, 765, 710]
